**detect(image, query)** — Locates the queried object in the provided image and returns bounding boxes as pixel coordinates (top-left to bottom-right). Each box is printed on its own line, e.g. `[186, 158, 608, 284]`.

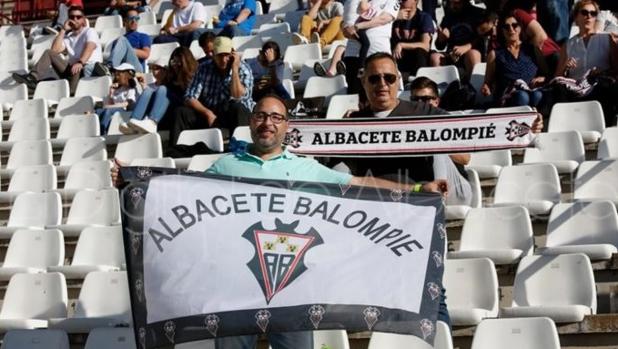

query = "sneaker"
[129, 118, 158, 134]
[292, 32, 308, 45]
[336, 60, 346, 75]
[11, 72, 37, 89]
[119, 122, 136, 135]
[310, 32, 320, 44]
[313, 61, 328, 77]
[93, 62, 110, 77]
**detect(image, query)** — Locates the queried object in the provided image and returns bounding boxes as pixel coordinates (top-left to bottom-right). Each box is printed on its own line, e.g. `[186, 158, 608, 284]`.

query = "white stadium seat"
[574, 160, 618, 205]
[189, 39, 206, 60]
[99, 27, 126, 49]
[53, 114, 101, 146]
[598, 127, 618, 159]
[188, 153, 227, 172]
[326, 94, 359, 119]
[74, 76, 112, 103]
[53, 96, 95, 120]
[284, 43, 322, 71]
[548, 101, 605, 143]
[313, 330, 350, 349]
[131, 157, 176, 168]
[501, 253, 596, 322]
[493, 163, 561, 216]
[232, 126, 252, 142]
[94, 15, 123, 36]
[466, 150, 512, 179]
[538, 200, 618, 260]
[296, 58, 331, 89]
[1, 329, 70, 349]
[0, 229, 64, 281]
[281, 78, 295, 99]
[137, 23, 162, 38]
[114, 133, 164, 163]
[303, 75, 347, 104]
[445, 168, 482, 220]
[0, 84, 27, 114]
[48, 271, 130, 333]
[0, 140, 53, 177]
[0, 192, 62, 239]
[257, 22, 290, 35]
[0, 164, 57, 204]
[57, 137, 107, 176]
[260, 32, 296, 54]
[49, 226, 124, 279]
[0, 272, 67, 332]
[448, 206, 533, 264]
[470, 317, 560, 349]
[59, 160, 113, 198]
[84, 327, 136, 349]
[416, 65, 459, 94]
[367, 321, 452, 349]
[443, 258, 499, 326]
[52, 188, 121, 237]
[177, 128, 225, 152]
[523, 131, 585, 174]
[32, 80, 69, 107]
[232, 35, 263, 52]
[149, 42, 180, 66]
[0, 117, 50, 150]
[4, 98, 47, 127]
[138, 10, 156, 24]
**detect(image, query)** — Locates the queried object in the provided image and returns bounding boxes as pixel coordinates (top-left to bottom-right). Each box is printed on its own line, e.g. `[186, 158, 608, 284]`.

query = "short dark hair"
[198, 31, 217, 47]
[476, 10, 498, 27]
[254, 94, 289, 119]
[363, 52, 398, 71]
[261, 41, 282, 61]
[410, 76, 439, 97]
[68, 6, 84, 15]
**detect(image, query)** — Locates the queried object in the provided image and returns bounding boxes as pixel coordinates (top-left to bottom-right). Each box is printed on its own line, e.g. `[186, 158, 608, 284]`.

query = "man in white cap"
[169, 35, 254, 148]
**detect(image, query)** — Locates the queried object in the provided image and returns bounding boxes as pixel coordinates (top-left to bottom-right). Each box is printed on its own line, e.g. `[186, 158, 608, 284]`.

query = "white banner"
[122, 173, 446, 348]
[284, 112, 538, 156]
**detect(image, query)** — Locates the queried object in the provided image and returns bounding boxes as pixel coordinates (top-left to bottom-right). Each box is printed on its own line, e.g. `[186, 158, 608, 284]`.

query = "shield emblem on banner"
[243, 219, 324, 304]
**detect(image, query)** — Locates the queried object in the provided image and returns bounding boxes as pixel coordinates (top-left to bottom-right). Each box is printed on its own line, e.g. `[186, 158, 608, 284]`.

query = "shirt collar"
[235, 145, 295, 162]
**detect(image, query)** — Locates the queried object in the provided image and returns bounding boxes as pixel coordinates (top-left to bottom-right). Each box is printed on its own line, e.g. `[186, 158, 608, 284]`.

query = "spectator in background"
[410, 76, 472, 206]
[341, 0, 399, 94]
[104, 0, 131, 16]
[198, 31, 216, 63]
[293, 0, 344, 48]
[13, 6, 102, 94]
[95, 8, 152, 74]
[246, 41, 291, 100]
[506, 0, 561, 75]
[155, 0, 208, 46]
[391, 0, 434, 79]
[553, 0, 618, 126]
[164, 46, 199, 109]
[170, 36, 253, 146]
[536, 0, 572, 45]
[482, 14, 547, 108]
[97, 63, 141, 133]
[430, 0, 484, 79]
[471, 11, 499, 63]
[214, 0, 257, 37]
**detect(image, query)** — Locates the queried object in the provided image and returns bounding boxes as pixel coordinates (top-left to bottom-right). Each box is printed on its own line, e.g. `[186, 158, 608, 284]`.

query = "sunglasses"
[579, 9, 598, 17]
[501, 22, 520, 30]
[367, 73, 397, 85]
[251, 111, 287, 124]
[69, 14, 83, 20]
[411, 95, 437, 102]
[127, 16, 140, 22]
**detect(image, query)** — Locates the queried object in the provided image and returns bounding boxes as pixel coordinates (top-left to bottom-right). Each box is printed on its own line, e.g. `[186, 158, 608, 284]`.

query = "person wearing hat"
[97, 62, 143, 134]
[169, 35, 254, 146]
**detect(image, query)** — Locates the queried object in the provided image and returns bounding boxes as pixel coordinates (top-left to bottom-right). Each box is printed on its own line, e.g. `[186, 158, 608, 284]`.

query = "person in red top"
[506, 0, 561, 75]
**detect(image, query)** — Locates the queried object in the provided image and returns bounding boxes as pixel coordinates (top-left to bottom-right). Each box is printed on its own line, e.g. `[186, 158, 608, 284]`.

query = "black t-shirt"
[344, 100, 447, 182]
[391, 9, 435, 44]
[440, 4, 485, 47]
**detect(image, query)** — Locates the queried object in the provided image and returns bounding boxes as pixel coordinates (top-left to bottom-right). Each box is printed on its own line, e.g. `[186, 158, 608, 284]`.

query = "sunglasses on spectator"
[127, 16, 140, 22]
[69, 14, 83, 20]
[411, 95, 437, 102]
[579, 9, 598, 17]
[367, 73, 397, 85]
[250, 111, 287, 124]
[501, 22, 520, 30]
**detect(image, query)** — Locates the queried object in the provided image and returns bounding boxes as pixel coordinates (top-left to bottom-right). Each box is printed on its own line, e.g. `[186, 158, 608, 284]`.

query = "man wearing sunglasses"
[13, 6, 102, 94]
[95, 8, 152, 75]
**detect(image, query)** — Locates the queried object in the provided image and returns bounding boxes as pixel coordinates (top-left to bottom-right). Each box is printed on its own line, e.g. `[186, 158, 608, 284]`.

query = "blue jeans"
[130, 86, 169, 123]
[217, 24, 250, 38]
[506, 90, 543, 108]
[538, 0, 570, 44]
[153, 28, 208, 47]
[109, 36, 144, 73]
[97, 107, 126, 134]
[215, 331, 312, 349]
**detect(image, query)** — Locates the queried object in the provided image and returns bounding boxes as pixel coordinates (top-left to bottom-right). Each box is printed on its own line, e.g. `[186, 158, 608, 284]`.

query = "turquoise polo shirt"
[205, 147, 353, 185]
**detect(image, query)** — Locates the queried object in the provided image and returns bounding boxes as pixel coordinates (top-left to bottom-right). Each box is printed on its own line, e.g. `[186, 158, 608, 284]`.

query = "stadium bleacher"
[0, 0, 618, 348]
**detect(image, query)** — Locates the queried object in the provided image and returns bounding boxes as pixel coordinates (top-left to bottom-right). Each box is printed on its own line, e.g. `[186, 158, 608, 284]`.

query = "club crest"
[131, 232, 141, 255]
[243, 219, 324, 304]
[284, 128, 303, 148]
[431, 251, 443, 268]
[135, 276, 144, 303]
[205, 314, 220, 337]
[255, 309, 271, 332]
[427, 282, 441, 300]
[136, 167, 153, 179]
[505, 120, 531, 141]
[363, 307, 381, 330]
[390, 189, 404, 202]
[308, 305, 326, 329]
[138, 327, 146, 349]
[129, 187, 145, 208]
[338, 183, 352, 196]
[163, 321, 176, 343]
[437, 223, 446, 240]
[420, 319, 434, 340]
